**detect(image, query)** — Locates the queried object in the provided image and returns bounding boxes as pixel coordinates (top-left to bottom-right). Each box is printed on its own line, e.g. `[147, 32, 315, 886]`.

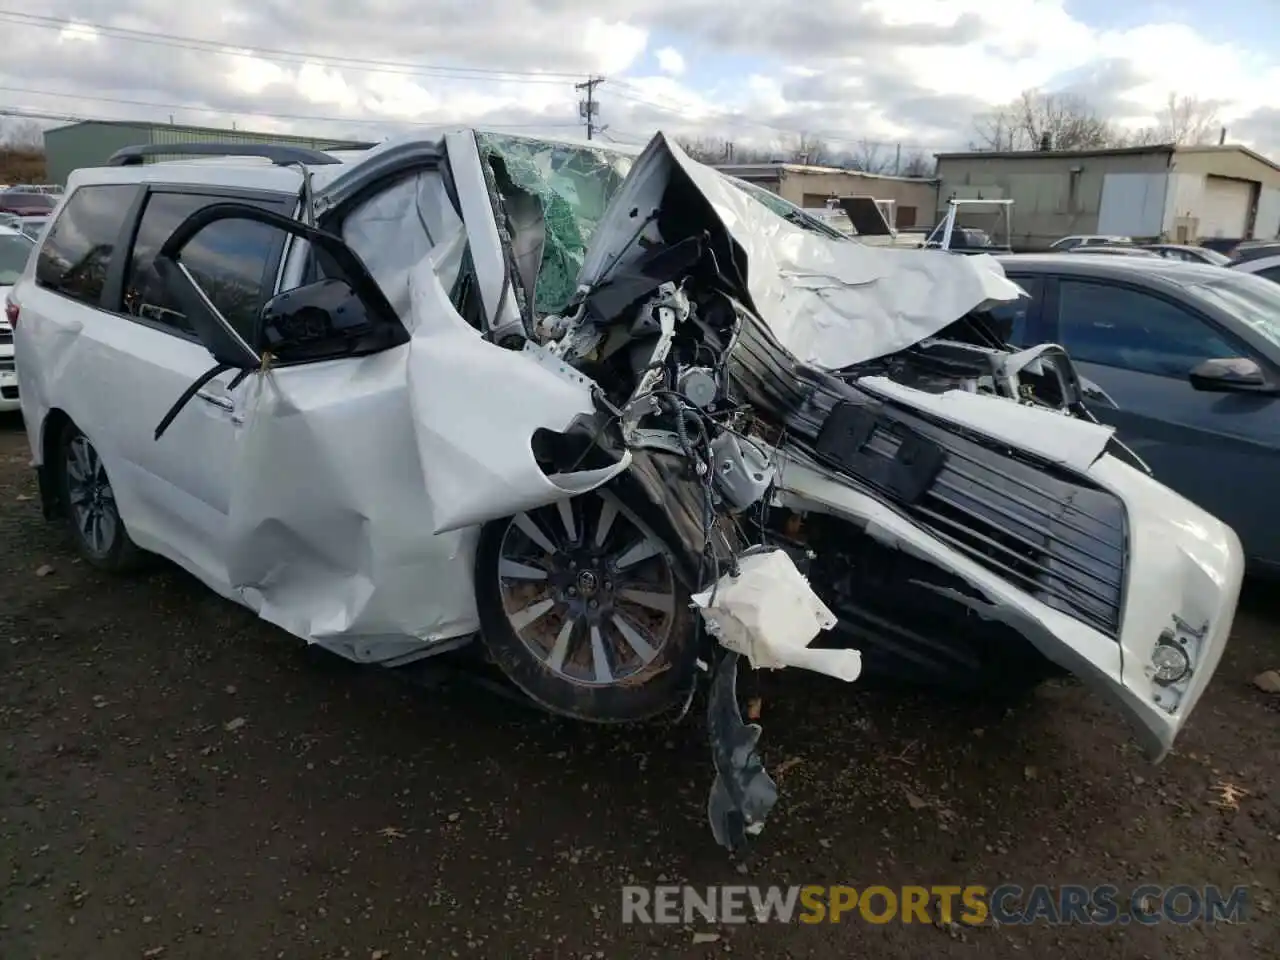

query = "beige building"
[714, 162, 938, 229]
[933, 144, 1280, 250]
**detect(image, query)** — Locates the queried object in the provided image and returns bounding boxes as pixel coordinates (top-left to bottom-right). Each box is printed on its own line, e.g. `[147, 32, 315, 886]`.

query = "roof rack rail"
[107, 143, 350, 167]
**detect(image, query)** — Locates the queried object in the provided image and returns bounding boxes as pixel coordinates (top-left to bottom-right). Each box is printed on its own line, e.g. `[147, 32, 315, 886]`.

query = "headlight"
[1152, 640, 1191, 685]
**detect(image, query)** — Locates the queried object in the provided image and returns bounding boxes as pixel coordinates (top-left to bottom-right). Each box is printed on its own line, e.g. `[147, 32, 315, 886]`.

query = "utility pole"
[894, 143, 901, 176]
[576, 76, 605, 140]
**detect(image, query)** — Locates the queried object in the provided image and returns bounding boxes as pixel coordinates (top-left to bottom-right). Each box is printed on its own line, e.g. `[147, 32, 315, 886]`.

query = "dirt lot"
[0, 411, 1276, 960]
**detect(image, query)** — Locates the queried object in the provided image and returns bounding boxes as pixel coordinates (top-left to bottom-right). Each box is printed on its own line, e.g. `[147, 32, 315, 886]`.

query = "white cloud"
[655, 46, 685, 76]
[582, 18, 649, 76]
[0, 1, 1277, 160]
[55, 20, 98, 44]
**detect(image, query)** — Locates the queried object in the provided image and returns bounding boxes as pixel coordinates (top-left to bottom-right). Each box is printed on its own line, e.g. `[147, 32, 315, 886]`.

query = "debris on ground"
[1253, 670, 1280, 694]
[1211, 779, 1250, 811]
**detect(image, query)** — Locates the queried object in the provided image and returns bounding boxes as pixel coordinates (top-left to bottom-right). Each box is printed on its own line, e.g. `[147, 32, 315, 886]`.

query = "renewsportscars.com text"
[621, 884, 1250, 926]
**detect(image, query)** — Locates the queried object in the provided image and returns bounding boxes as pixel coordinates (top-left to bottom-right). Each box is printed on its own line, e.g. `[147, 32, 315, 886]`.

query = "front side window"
[34, 184, 137, 307]
[122, 191, 291, 340]
[0, 232, 34, 285]
[1055, 280, 1238, 377]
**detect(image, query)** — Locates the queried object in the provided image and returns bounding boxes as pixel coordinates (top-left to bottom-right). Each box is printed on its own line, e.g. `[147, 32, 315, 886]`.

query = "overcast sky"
[1, 1, 1277, 158]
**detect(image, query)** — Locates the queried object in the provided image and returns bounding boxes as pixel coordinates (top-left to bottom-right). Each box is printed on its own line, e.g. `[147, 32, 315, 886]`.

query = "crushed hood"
[576, 133, 1023, 370]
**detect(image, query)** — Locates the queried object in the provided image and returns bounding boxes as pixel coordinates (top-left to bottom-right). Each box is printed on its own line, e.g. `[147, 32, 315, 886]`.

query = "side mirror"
[1188, 357, 1275, 393]
[257, 279, 379, 361]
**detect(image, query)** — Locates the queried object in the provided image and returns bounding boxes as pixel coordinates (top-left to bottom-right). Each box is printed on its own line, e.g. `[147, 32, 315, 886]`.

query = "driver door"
[148, 203, 409, 579]
[1043, 276, 1280, 567]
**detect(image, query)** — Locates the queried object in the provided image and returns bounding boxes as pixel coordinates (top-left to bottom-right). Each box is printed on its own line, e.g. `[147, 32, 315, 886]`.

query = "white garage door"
[1199, 176, 1252, 238]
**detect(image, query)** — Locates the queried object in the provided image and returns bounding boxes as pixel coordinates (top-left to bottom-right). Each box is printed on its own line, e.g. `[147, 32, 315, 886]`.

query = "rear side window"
[122, 191, 292, 338]
[1255, 265, 1280, 285]
[35, 184, 137, 307]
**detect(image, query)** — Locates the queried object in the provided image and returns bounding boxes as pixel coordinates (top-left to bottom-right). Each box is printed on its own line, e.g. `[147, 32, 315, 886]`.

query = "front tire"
[474, 488, 698, 723]
[56, 421, 143, 572]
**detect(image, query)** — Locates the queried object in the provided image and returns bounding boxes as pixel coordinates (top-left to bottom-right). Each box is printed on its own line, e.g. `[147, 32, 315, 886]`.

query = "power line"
[0, 96, 581, 132]
[0, 10, 587, 85]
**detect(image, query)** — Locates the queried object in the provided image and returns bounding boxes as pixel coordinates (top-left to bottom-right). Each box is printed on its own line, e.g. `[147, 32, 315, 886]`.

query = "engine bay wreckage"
[59, 131, 1244, 852]
[451, 133, 1243, 848]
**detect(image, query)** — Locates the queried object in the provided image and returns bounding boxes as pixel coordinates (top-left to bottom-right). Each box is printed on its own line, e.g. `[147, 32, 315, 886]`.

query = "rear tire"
[55, 421, 144, 572]
[474, 488, 698, 723]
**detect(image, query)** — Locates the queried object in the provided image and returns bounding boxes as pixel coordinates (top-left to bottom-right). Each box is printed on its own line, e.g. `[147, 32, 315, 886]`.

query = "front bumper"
[1086, 454, 1242, 760]
[0, 346, 18, 412]
[776, 448, 1242, 762]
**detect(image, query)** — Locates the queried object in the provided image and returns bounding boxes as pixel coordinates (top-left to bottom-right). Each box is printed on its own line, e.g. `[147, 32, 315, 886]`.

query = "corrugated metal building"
[714, 162, 938, 228]
[933, 144, 1280, 250]
[42, 120, 375, 184]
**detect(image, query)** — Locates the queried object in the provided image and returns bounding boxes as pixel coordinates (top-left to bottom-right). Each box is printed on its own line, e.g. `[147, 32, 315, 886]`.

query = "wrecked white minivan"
[9, 131, 1243, 850]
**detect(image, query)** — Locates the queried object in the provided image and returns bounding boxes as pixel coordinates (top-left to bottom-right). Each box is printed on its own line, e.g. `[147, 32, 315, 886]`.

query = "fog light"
[1152, 641, 1191, 685]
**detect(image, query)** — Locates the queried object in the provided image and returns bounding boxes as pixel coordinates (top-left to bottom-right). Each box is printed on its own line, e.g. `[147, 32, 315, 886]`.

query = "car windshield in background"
[721, 176, 850, 240]
[0, 232, 34, 284]
[1186, 273, 1280, 350]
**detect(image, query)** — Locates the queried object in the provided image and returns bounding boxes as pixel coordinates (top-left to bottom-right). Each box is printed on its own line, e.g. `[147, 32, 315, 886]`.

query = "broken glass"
[476, 132, 633, 316]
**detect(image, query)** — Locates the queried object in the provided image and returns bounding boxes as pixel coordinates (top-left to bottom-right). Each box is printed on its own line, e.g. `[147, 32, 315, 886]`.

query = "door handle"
[196, 390, 234, 412]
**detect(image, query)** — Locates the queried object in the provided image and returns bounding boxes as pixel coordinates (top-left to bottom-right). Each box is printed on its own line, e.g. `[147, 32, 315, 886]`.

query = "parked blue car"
[994, 254, 1280, 573]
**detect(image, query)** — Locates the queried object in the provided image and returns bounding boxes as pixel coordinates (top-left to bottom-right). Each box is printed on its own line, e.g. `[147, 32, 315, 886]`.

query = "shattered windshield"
[476, 133, 633, 316]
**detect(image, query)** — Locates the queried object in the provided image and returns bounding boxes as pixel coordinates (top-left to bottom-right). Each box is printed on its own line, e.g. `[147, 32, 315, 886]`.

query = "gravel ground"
[0, 411, 1277, 960]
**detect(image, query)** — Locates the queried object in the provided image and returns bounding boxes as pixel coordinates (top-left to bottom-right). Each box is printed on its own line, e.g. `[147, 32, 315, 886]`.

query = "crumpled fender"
[401, 258, 630, 535]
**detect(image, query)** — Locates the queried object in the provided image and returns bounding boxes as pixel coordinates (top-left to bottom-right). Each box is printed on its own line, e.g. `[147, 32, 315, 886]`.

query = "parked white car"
[1049, 234, 1134, 251]
[0, 224, 35, 412]
[8, 131, 1244, 849]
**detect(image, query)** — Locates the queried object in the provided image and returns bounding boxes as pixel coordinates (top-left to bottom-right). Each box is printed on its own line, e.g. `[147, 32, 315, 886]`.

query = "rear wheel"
[474, 488, 697, 722]
[56, 421, 143, 572]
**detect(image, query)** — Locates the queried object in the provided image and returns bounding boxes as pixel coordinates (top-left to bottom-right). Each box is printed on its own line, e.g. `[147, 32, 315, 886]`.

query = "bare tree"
[846, 140, 891, 173]
[1128, 93, 1221, 146]
[970, 110, 1022, 152]
[0, 119, 45, 149]
[899, 150, 935, 178]
[675, 136, 733, 164]
[971, 89, 1117, 151]
[1114, 125, 1166, 147]
[786, 132, 827, 165]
